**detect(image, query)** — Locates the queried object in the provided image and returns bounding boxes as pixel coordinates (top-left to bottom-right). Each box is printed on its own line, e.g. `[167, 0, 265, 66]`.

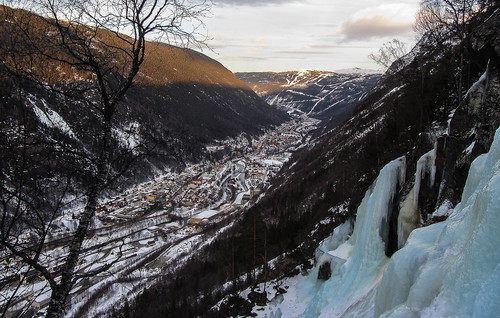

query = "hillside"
[0, 5, 288, 188]
[236, 70, 380, 123]
[0, 6, 289, 316]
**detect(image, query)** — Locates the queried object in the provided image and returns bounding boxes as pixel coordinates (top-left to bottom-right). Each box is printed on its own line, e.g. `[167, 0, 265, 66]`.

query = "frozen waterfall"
[375, 126, 500, 317]
[259, 126, 500, 318]
[260, 157, 407, 318]
[397, 148, 436, 248]
[300, 156, 405, 317]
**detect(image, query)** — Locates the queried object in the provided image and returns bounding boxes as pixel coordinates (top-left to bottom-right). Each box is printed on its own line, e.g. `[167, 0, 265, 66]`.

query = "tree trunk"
[253, 210, 256, 284]
[45, 108, 113, 318]
[45, 189, 100, 317]
[263, 228, 267, 293]
[231, 238, 235, 292]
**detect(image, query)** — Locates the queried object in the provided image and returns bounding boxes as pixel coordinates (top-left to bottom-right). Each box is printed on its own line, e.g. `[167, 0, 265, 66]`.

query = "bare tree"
[0, 1, 210, 317]
[0, 98, 76, 317]
[414, 0, 485, 104]
[368, 39, 409, 70]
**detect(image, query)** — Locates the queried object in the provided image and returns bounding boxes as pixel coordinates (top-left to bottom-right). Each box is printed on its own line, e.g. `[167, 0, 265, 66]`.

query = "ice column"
[300, 156, 406, 317]
[375, 126, 500, 317]
[397, 148, 436, 248]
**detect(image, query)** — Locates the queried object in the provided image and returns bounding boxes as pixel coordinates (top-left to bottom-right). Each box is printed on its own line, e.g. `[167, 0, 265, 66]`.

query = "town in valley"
[1, 115, 319, 316]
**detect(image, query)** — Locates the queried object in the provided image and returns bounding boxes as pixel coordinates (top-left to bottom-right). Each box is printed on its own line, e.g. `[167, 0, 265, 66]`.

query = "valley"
[1, 2, 500, 317]
[0, 115, 320, 317]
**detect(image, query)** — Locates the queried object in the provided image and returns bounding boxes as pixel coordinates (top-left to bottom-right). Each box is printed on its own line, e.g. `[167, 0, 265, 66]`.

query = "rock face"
[317, 261, 332, 280]
[429, 8, 500, 213]
[247, 290, 268, 306]
[437, 59, 500, 211]
[471, 8, 500, 56]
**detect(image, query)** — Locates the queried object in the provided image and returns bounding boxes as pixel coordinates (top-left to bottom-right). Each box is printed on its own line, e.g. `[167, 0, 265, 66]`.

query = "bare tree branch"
[368, 39, 408, 70]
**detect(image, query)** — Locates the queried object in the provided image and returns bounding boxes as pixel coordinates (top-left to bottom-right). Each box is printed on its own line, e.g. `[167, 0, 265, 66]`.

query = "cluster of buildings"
[94, 119, 306, 228]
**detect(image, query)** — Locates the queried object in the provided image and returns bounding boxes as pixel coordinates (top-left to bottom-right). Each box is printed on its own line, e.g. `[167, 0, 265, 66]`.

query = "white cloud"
[339, 15, 414, 41]
[338, 3, 417, 41]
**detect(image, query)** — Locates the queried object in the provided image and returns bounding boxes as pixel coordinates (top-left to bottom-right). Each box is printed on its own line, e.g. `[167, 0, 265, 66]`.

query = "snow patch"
[465, 141, 476, 155]
[262, 159, 284, 167]
[465, 66, 488, 99]
[112, 121, 142, 150]
[334, 68, 382, 75]
[28, 95, 76, 138]
[432, 199, 453, 218]
[446, 107, 458, 136]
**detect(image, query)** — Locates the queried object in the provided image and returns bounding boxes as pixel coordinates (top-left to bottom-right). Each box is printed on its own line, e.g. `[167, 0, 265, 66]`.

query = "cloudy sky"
[201, 0, 420, 72]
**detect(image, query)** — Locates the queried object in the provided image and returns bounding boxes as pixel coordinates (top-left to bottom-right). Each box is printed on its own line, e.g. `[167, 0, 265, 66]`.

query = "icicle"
[413, 147, 437, 209]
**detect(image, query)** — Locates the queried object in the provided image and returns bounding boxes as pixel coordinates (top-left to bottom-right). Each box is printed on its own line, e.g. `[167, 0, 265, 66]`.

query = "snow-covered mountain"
[236, 70, 380, 122]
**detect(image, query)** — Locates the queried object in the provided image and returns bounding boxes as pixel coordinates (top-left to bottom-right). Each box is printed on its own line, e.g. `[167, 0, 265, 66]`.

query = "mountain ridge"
[236, 70, 381, 122]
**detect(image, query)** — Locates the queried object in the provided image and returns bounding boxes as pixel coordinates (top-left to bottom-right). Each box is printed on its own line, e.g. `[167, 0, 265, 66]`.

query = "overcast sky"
[201, 0, 420, 72]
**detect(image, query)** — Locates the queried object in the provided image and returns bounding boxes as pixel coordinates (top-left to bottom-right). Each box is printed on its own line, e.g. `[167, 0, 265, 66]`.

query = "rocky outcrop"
[470, 8, 500, 56]
[436, 61, 500, 213]
[317, 261, 332, 280]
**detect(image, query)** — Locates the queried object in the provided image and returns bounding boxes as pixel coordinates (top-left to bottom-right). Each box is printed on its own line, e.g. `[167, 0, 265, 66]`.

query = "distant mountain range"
[236, 69, 381, 123]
